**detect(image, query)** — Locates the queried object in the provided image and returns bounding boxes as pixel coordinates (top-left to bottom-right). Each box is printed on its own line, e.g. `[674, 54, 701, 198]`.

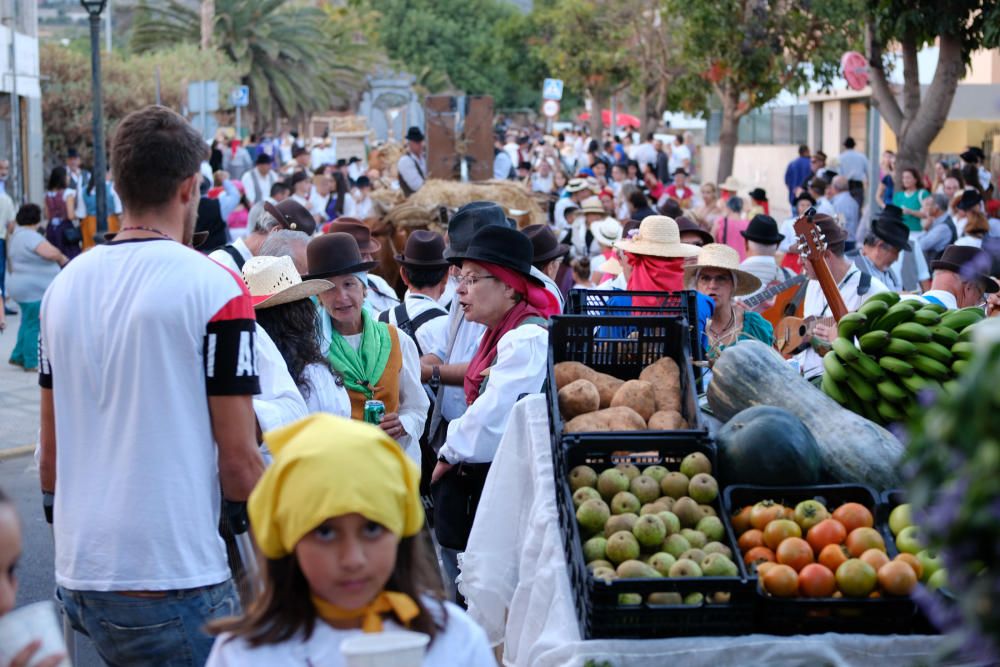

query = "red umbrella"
[577, 110, 641, 128]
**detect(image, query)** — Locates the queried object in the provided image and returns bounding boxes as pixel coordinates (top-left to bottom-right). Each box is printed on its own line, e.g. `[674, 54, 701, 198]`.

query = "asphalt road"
[1, 454, 102, 666]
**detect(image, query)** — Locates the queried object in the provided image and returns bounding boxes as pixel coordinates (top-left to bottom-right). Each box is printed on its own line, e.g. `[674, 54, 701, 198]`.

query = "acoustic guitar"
[775, 208, 848, 357]
[741, 273, 808, 327]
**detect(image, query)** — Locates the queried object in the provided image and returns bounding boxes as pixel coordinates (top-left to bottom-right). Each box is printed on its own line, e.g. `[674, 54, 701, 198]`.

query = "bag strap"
[220, 244, 246, 271]
[857, 270, 872, 296]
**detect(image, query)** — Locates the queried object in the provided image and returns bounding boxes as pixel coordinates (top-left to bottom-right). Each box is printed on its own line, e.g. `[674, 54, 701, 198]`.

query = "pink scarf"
[625, 253, 686, 307]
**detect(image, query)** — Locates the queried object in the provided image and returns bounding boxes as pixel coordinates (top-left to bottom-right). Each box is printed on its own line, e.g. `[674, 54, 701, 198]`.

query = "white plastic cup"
[340, 630, 430, 667]
[0, 601, 70, 667]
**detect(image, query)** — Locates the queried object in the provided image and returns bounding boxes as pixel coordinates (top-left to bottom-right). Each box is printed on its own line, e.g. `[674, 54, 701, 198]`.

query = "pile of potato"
[555, 358, 687, 432]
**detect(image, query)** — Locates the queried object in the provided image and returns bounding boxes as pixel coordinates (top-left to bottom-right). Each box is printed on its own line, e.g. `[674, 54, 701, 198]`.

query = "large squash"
[716, 406, 824, 487]
[707, 341, 904, 489]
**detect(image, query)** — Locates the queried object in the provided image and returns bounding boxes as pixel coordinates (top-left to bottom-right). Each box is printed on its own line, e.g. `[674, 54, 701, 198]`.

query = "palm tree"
[131, 0, 369, 128]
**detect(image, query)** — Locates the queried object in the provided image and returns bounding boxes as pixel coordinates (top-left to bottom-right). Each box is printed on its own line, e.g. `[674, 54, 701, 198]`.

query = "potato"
[554, 361, 597, 390]
[565, 407, 647, 433]
[648, 410, 688, 430]
[610, 380, 656, 422]
[591, 372, 625, 409]
[639, 357, 682, 413]
[558, 379, 601, 419]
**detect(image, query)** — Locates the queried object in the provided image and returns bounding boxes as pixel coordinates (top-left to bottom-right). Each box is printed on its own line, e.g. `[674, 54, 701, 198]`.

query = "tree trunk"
[716, 88, 740, 183]
[200, 0, 214, 50]
[590, 89, 608, 139]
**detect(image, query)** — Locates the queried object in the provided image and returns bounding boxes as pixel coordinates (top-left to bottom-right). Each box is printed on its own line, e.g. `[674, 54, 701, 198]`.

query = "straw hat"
[590, 217, 622, 248]
[242, 255, 334, 309]
[598, 256, 623, 276]
[580, 196, 605, 215]
[683, 243, 762, 297]
[719, 175, 741, 192]
[613, 215, 701, 259]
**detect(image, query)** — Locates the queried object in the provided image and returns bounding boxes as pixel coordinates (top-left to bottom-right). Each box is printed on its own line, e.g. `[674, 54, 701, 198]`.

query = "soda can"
[363, 399, 385, 425]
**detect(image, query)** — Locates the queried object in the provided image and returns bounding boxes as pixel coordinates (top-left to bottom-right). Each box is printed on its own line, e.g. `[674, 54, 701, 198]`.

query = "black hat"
[956, 190, 983, 211]
[518, 161, 532, 171]
[395, 230, 449, 268]
[748, 187, 768, 202]
[960, 150, 979, 164]
[336, 158, 347, 168]
[349, 156, 361, 164]
[794, 192, 816, 207]
[447, 224, 537, 280]
[522, 224, 570, 263]
[931, 245, 999, 293]
[356, 175, 371, 188]
[871, 205, 912, 251]
[812, 213, 847, 246]
[659, 199, 683, 219]
[969, 147, 986, 161]
[443, 201, 510, 259]
[303, 232, 377, 280]
[741, 214, 784, 244]
[67, 147, 79, 159]
[672, 167, 688, 176]
[675, 216, 714, 246]
[405, 126, 425, 142]
[291, 145, 308, 159]
[264, 199, 317, 236]
[255, 152, 272, 165]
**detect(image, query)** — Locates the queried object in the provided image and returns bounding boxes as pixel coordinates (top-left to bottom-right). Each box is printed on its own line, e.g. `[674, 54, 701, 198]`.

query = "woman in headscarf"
[206, 414, 494, 665]
[304, 233, 429, 464]
[429, 225, 559, 597]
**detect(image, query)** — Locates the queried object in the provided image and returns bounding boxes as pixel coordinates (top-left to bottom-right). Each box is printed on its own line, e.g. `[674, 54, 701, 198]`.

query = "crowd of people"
[1, 103, 999, 665]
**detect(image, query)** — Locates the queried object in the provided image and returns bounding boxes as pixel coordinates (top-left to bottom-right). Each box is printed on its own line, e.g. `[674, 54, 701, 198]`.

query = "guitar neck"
[742, 275, 804, 309]
[811, 261, 849, 322]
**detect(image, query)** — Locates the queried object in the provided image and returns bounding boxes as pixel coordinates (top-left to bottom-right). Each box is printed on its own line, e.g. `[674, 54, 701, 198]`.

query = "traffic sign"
[542, 78, 564, 101]
[231, 85, 250, 108]
[188, 81, 219, 113]
[542, 99, 560, 118]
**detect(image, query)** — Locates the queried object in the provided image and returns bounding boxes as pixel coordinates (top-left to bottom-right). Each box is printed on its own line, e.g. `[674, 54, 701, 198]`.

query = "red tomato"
[832, 503, 874, 533]
[806, 518, 847, 554]
[798, 563, 836, 597]
[776, 537, 814, 572]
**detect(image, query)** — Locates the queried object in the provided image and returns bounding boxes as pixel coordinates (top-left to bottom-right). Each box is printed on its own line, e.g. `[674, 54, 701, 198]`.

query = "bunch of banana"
[819, 291, 985, 425]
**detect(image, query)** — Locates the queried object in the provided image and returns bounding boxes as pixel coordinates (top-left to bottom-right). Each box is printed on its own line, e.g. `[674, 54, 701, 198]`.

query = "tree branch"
[904, 32, 966, 154]
[900, 32, 922, 122]
[865, 20, 903, 134]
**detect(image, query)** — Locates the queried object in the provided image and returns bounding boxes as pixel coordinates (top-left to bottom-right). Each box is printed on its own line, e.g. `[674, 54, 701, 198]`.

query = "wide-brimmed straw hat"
[613, 215, 701, 259]
[683, 243, 762, 296]
[590, 217, 622, 247]
[719, 175, 741, 192]
[598, 256, 623, 276]
[579, 196, 605, 215]
[242, 255, 333, 309]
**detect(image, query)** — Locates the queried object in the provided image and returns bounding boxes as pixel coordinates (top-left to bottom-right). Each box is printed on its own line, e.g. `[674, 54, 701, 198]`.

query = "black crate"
[547, 315, 707, 454]
[876, 489, 907, 558]
[722, 484, 924, 635]
[555, 439, 755, 639]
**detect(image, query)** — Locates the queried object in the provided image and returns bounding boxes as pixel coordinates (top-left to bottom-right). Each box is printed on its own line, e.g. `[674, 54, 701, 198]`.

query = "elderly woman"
[7, 204, 67, 371]
[430, 224, 559, 596]
[305, 232, 428, 464]
[686, 243, 774, 362]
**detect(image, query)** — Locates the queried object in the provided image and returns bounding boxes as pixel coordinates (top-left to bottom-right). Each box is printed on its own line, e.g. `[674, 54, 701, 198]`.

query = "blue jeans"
[56, 580, 239, 667]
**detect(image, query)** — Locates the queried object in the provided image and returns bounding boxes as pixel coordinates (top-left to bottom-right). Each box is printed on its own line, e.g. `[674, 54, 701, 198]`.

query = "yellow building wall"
[880, 119, 1000, 154]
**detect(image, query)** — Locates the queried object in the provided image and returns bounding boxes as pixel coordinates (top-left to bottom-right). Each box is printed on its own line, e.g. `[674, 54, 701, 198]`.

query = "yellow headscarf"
[249, 413, 424, 559]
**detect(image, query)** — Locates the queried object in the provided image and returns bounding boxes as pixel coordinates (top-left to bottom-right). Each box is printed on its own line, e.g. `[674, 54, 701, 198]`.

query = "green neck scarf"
[327, 308, 392, 399]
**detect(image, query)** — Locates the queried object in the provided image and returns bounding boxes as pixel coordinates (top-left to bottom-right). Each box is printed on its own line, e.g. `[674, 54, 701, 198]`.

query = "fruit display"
[819, 294, 985, 426]
[883, 498, 948, 591]
[714, 406, 823, 486]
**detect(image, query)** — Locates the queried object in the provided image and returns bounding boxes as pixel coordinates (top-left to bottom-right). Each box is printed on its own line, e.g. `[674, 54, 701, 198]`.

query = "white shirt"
[955, 235, 983, 248]
[344, 191, 373, 219]
[253, 324, 308, 433]
[635, 142, 657, 170]
[553, 197, 577, 233]
[794, 268, 889, 379]
[397, 152, 427, 193]
[531, 172, 554, 193]
[904, 289, 958, 310]
[427, 306, 487, 422]
[668, 142, 692, 174]
[291, 193, 316, 215]
[308, 190, 335, 220]
[384, 292, 450, 357]
[439, 324, 548, 464]
[531, 266, 565, 313]
[40, 238, 260, 591]
[208, 236, 253, 273]
[365, 273, 401, 315]
[301, 363, 351, 417]
[205, 601, 494, 667]
[241, 168, 279, 205]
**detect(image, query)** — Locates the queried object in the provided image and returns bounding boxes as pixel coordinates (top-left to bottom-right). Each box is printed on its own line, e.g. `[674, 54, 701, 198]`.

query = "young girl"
[206, 415, 494, 665]
[0, 489, 64, 667]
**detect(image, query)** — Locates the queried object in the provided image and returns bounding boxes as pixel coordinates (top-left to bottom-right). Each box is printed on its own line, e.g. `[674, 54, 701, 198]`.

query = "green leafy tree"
[670, 0, 860, 181]
[130, 0, 369, 128]
[865, 0, 1000, 176]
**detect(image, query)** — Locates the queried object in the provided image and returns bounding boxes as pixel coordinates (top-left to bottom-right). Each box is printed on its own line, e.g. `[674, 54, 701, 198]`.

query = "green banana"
[832, 337, 860, 362]
[848, 352, 885, 382]
[837, 312, 868, 340]
[859, 330, 891, 354]
[931, 325, 960, 347]
[874, 302, 917, 331]
[882, 338, 918, 357]
[864, 291, 901, 307]
[822, 352, 850, 382]
[952, 359, 970, 376]
[822, 372, 847, 405]
[951, 341, 974, 361]
[910, 354, 951, 381]
[913, 309, 942, 326]
[957, 322, 980, 342]
[891, 322, 933, 343]
[879, 356, 915, 377]
[942, 379, 961, 395]
[860, 396, 884, 424]
[876, 378, 908, 404]
[877, 400, 906, 423]
[913, 341, 953, 366]
[899, 374, 927, 394]
[920, 302, 947, 315]
[845, 368, 877, 402]
[857, 300, 890, 322]
[941, 308, 985, 331]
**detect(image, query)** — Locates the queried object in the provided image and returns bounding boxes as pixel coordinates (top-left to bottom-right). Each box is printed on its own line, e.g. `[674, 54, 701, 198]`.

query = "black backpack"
[378, 304, 446, 356]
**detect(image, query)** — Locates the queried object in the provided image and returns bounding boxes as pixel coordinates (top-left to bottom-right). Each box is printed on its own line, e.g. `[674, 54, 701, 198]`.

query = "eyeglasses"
[457, 273, 499, 287]
[697, 273, 733, 285]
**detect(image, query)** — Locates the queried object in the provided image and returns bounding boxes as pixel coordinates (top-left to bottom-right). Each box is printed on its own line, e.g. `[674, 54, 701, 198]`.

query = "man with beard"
[38, 106, 264, 665]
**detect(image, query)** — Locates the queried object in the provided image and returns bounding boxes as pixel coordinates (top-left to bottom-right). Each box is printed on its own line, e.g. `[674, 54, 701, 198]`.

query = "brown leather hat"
[675, 216, 714, 246]
[522, 223, 569, 263]
[931, 245, 999, 293]
[395, 230, 449, 268]
[265, 200, 317, 236]
[303, 232, 377, 280]
[326, 218, 381, 254]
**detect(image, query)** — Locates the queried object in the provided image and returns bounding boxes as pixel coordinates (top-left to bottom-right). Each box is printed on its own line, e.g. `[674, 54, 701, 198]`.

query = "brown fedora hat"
[522, 223, 569, 264]
[931, 245, 998, 293]
[394, 229, 449, 268]
[326, 218, 381, 254]
[265, 200, 317, 236]
[303, 232, 377, 280]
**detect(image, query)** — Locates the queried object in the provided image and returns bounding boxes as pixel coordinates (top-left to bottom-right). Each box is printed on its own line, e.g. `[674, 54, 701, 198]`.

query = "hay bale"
[369, 142, 405, 174]
[370, 187, 405, 217]
[408, 179, 546, 228]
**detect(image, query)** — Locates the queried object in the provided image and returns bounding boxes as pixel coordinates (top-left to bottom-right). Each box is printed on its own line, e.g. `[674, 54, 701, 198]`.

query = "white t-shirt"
[205, 600, 494, 666]
[40, 238, 260, 591]
[301, 362, 351, 417]
[668, 142, 692, 174]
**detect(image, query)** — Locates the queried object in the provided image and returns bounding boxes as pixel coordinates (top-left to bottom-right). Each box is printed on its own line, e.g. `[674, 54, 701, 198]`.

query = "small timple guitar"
[776, 315, 835, 356]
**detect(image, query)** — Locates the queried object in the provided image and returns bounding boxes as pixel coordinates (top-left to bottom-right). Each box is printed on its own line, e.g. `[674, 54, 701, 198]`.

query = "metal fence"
[706, 104, 808, 146]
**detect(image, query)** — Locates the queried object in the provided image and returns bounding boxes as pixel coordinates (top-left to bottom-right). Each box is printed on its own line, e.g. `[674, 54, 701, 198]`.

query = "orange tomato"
[762, 563, 799, 597]
[818, 543, 850, 572]
[845, 527, 886, 557]
[781, 506, 796, 521]
[731, 506, 753, 535]
[763, 519, 802, 550]
[750, 501, 786, 531]
[738, 529, 765, 552]
[776, 537, 814, 572]
[806, 518, 847, 554]
[894, 553, 923, 580]
[832, 502, 874, 533]
[878, 560, 918, 596]
[798, 563, 836, 597]
[756, 561, 778, 578]
[859, 548, 890, 571]
[743, 546, 776, 568]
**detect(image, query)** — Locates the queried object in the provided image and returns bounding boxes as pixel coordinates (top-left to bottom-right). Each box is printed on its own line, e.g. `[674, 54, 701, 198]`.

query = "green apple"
[926, 568, 949, 591]
[895, 525, 924, 555]
[916, 549, 944, 582]
[888, 503, 912, 536]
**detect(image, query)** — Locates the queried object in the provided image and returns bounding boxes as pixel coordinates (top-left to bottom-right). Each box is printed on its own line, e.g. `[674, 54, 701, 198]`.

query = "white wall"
[698, 144, 800, 220]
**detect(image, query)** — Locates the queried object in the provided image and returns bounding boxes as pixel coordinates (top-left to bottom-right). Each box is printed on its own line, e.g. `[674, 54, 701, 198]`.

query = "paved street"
[0, 309, 42, 456]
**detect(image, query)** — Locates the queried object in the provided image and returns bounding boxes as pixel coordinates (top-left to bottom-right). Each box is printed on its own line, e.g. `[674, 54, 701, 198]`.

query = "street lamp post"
[81, 0, 108, 242]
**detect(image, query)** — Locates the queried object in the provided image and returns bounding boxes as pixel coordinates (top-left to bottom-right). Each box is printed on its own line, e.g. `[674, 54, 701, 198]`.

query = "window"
[707, 104, 808, 146]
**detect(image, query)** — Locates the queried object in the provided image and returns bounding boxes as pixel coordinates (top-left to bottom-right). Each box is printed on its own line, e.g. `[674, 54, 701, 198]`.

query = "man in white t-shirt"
[39, 106, 266, 666]
[240, 152, 279, 205]
[667, 134, 692, 176]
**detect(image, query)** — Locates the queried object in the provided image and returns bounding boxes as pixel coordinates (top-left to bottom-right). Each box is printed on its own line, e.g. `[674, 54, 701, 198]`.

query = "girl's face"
[296, 513, 399, 612]
[0, 503, 21, 615]
[902, 170, 917, 190]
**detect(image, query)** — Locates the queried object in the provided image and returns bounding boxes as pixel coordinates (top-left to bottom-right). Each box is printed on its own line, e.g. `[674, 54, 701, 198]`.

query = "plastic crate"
[547, 315, 707, 455]
[722, 484, 923, 635]
[555, 438, 755, 639]
[876, 489, 907, 558]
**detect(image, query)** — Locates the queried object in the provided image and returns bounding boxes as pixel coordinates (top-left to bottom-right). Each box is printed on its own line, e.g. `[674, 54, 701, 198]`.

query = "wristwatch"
[429, 364, 441, 391]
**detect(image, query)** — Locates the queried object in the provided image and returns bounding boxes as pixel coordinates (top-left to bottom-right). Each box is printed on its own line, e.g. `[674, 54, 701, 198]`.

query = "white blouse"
[301, 362, 351, 418]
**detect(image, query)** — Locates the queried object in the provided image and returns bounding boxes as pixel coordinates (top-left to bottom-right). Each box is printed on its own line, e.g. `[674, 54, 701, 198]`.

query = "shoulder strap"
[220, 244, 246, 271]
[518, 316, 548, 329]
[377, 308, 391, 324]
[946, 218, 957, 245]
[409, 306, 446, 332]
[857, 270, 872, 296]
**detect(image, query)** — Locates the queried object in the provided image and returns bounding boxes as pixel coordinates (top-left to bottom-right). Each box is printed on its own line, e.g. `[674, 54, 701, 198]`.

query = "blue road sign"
[543, 78, 564, 101]
[231, 85, 250, 108]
